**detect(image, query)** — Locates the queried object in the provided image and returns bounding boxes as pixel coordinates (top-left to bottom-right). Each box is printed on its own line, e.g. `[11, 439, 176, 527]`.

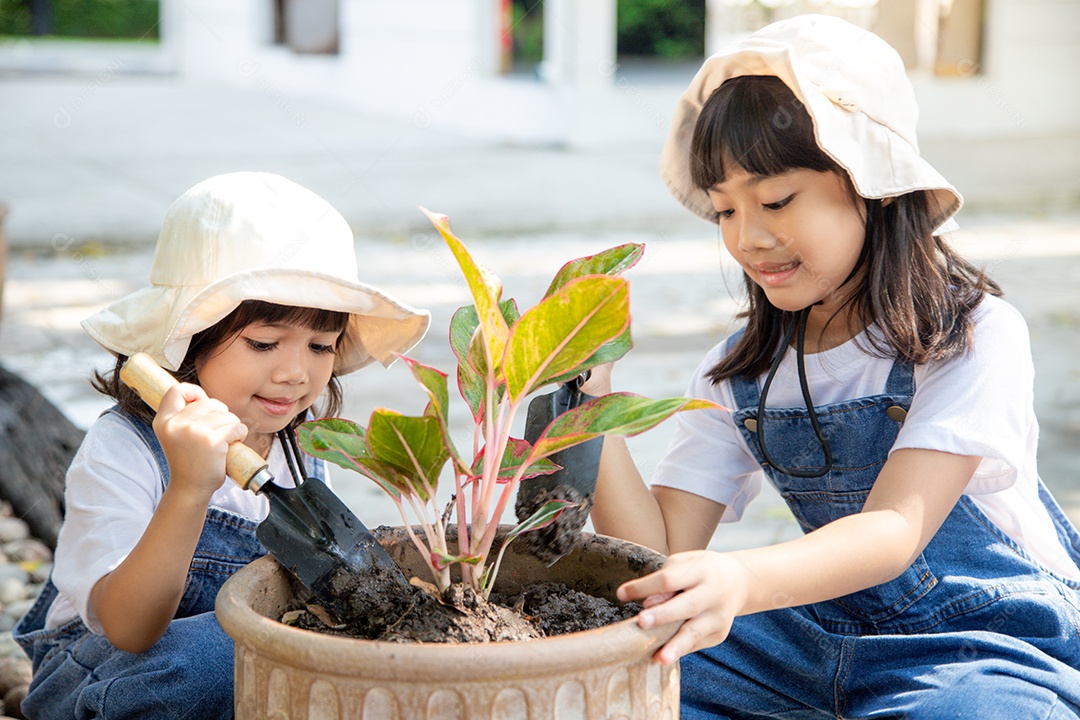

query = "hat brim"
[83, 268, 430, 375]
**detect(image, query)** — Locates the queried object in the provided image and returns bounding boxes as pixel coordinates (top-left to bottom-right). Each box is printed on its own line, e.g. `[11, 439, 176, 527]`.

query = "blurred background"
[1, 0, 1078, 549]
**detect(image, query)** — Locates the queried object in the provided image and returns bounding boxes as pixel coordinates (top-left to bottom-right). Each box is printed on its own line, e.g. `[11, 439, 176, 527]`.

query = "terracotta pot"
[216, 526, 680, 720]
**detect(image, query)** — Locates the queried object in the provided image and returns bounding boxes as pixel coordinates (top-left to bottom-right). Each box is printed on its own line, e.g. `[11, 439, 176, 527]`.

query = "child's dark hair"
[92, 300, 348, 427]
[691, 75, 1001, 382]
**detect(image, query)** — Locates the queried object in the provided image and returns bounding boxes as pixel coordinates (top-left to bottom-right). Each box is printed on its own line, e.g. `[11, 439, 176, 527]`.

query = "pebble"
[0, 521, 28, 545]
[0, 507, 46, 719]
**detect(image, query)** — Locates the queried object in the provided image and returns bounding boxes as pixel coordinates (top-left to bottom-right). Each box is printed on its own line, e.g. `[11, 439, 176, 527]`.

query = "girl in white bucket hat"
[586, 15, 1080, 717]
[14, 172, 430, 718]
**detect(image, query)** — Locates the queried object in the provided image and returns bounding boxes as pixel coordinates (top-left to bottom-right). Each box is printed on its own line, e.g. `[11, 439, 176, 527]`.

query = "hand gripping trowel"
[120, 352, 410, 622]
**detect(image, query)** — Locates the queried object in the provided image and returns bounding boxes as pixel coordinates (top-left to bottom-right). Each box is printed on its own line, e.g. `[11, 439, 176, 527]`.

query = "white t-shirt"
[653, 294, 1080, 581]
[45, 411, 328, 632]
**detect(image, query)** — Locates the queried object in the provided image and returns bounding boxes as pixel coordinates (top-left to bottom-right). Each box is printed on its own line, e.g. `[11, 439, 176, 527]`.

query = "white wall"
[151, 0, 1079, 207]
[914, 0, 1080, 210]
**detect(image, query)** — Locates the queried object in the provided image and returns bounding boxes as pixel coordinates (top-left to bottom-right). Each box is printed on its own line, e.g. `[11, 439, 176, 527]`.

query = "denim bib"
[729, 355, 1080, 636]
[13, 407, 325, 719]
[679, 338, 1080, 719]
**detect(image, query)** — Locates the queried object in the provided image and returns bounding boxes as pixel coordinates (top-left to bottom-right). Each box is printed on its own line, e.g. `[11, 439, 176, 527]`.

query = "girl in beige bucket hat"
[13, 172, 430, 718]
[586, 14, 1080, 717]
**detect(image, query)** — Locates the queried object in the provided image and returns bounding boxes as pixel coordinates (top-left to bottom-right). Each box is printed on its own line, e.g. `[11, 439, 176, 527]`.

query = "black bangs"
[241, 300, 350, 335]
[182, 300, 350, 370]
[689, 75, 841, 191]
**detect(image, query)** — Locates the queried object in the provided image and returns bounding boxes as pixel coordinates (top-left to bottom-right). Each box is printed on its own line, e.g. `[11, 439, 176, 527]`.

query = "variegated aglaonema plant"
[298, 209, 717, 599]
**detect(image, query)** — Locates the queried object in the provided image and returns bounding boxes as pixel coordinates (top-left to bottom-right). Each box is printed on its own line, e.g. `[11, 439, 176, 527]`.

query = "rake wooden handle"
[119, 352, 270, 491]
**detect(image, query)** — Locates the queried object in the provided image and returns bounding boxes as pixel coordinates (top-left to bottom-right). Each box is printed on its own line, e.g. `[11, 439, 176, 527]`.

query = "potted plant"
[215, 210, 718, 719]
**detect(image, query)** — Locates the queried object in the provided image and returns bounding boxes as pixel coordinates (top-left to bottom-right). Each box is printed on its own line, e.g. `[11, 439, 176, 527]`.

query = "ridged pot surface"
[217, 526, 680, 720]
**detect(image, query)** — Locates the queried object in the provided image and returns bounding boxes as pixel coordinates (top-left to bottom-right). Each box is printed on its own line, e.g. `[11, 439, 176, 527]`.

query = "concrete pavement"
[1, 72, 1079, 550]
[0, 74, 699, 247]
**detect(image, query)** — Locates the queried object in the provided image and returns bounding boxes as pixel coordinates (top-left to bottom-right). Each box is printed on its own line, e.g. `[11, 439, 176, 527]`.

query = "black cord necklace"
[755, 306, 834, 478]
[277, 426, 309, 485]
[275, 426, 337, 545]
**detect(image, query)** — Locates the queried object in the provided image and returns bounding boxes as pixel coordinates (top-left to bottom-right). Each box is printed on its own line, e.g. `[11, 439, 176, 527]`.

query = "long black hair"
[93, 300, 348, 427]
[690, 76, 1000, 383]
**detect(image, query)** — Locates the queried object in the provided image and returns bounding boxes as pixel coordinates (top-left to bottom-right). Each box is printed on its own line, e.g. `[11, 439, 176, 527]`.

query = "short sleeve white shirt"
[652, 295, 1080, 581]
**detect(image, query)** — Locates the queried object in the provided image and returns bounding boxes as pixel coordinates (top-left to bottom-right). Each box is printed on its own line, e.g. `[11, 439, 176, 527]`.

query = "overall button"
[744, 418, 758, 433]
[886, 405, 908, 423]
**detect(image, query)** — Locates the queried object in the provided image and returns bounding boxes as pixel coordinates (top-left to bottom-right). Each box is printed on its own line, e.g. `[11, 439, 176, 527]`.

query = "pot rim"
[217, 546, 680, 680]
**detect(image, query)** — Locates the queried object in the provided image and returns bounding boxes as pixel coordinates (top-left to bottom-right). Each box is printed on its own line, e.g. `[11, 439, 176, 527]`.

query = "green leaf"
[529, 393, 723, 459]
[456, 361, 487, 425]
[348, 456, 412, 500]
[484, 499, 579, 596]
[544, 326, 634, 387]
[431, 547, 482, 570]
[505, 499, 578, 543]
[297, 418, 369, 469]
[366, 410, 451, 501]
[397, 355, 470, 476]
[503, 275, 630, 401]
[399, 356, 450, 424]
[469, 438, 560, 483]
[423, 208, 509, 373]
[450, 301, 520, 368]
[297, 420, 406, 499]
[451, 302, 517, 423]
[543, 243, 644, 298]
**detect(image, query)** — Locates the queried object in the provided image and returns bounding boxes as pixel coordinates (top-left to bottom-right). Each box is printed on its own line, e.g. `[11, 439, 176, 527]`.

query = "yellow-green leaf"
[503, 275, 629, 401]
[529, 393, 723, 459]
[422, 208, 509, 373]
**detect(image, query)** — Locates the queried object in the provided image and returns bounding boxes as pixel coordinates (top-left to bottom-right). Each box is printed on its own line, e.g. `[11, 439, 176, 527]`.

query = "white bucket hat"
[661, 14, 962, 231]
[83, 172, 430, 375]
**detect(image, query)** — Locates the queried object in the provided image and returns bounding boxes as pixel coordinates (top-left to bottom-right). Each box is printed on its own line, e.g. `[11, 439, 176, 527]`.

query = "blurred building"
[4, 0, 1078, 211]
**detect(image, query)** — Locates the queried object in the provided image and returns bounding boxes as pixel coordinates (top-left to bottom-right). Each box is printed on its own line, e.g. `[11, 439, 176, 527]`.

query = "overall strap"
[724, 328, 762, 412]
[884, 357, 916, 396]
[103, 406, 169, 490]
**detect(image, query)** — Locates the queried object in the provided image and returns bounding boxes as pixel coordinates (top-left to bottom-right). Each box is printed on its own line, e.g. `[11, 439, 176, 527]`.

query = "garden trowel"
[119, 352, 411, 622]
[515, 373, 603, 564]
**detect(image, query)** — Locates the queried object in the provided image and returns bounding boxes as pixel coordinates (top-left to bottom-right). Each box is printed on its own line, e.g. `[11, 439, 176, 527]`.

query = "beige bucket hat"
[83, 172, 430, 375]
[661, 14, 962, 231]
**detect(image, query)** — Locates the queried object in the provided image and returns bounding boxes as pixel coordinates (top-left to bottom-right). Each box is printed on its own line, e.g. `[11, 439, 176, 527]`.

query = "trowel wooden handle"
[119, 352, 270, 491]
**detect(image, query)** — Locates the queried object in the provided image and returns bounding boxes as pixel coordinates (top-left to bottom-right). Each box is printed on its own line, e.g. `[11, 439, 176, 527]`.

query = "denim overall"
[13, 408, 325, 720]
[681, 357, 1080, 719]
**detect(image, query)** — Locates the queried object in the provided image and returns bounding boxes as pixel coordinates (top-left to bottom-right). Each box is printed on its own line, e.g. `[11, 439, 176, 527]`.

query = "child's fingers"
[156, 383, 207, 417]
[208, 420, 248, 446]
[633, 584, 705, 630]
[651, 615, 732, 666]
[618, 553, 706, 603]
[579, 362, 614, 395]
[155, 385, 244, 444]
[617, 570, 673, 603]
[642, 591, 676, 609]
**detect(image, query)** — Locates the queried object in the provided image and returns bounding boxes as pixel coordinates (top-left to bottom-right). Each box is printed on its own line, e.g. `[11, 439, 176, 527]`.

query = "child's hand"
[578, 362, 614, 396]
[616, 550, 752, 665]
[153, 383, 248, 503]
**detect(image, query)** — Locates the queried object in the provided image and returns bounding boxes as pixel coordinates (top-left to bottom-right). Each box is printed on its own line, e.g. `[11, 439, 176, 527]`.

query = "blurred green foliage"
[511, 0, 543, 65]
[618, 0, 705, 58]
[0, 0, 160, 39]
[511, 0, 705, 65]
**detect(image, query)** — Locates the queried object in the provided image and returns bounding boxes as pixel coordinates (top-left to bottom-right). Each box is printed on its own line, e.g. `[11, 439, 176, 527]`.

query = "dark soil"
[283, 576, 642, 643]
[513, 483, 593, 565]
[280, 525, 652, 643]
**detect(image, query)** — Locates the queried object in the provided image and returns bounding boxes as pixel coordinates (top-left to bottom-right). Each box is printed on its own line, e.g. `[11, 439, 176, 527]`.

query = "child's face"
[708, 166, 866, 321]
[195, 321, 341, 445]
